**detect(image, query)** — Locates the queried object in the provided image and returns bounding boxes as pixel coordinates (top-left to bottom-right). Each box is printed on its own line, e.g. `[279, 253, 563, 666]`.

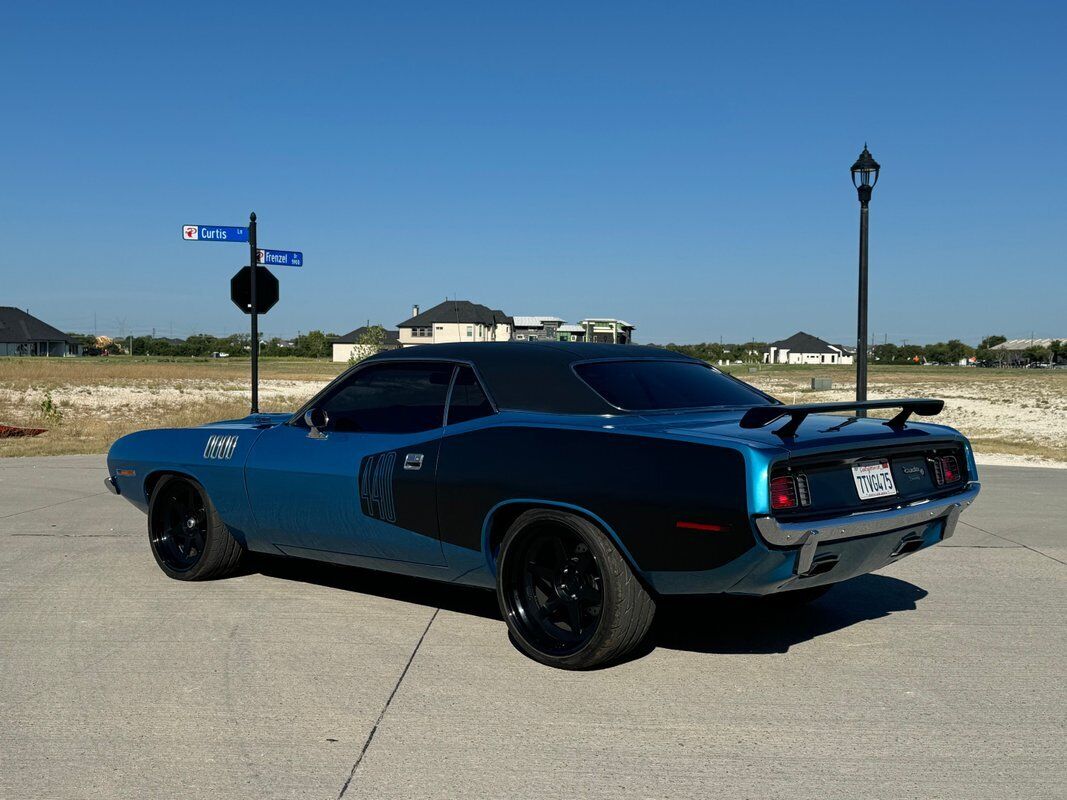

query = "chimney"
[412, 304, 420, 318]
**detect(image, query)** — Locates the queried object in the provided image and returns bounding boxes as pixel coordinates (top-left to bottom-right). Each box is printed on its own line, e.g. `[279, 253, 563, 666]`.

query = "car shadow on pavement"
[249, 555, 927, 662]
[248, 554, 503, 620]
[647, 574, 928, 657]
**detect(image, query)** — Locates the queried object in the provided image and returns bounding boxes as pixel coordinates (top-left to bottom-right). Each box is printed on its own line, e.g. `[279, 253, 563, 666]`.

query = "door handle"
[404, 453, 424, 470]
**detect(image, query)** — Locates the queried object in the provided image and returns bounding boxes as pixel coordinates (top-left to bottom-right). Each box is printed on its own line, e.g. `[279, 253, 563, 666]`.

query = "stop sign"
[230, 266, 279, 314]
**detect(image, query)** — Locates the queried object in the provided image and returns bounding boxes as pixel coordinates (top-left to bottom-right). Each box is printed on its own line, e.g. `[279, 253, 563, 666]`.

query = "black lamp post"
[851, 144, 880, 416]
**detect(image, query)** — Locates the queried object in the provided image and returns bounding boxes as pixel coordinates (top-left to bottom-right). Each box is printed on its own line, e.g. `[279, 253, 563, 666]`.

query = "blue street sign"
[257, 248, 304, 267]
[181, 224, 249, 243]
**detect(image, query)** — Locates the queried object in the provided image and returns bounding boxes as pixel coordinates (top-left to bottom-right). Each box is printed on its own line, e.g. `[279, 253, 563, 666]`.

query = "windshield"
[574, 360, 775, 411]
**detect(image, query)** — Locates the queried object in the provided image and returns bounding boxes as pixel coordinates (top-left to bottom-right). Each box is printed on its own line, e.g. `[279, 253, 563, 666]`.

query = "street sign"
[182, 224, 249, 243]
[256, 248, 303, 267]
[230, 266, 279, 315]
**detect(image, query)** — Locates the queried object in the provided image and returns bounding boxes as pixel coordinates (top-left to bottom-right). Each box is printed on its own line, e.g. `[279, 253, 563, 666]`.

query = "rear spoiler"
[739, 398, 945, 438]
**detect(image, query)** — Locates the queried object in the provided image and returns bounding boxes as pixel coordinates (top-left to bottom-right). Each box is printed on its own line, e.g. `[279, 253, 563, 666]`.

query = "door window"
[447, 366, 494, 425]
[315, 362, 453, 433]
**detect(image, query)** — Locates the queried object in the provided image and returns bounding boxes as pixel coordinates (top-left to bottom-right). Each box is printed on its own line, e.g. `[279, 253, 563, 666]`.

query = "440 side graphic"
[359, 452, 397, 522]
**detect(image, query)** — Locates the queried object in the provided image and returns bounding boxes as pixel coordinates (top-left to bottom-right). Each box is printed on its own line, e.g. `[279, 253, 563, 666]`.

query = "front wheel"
[148, 475, 243, 580]
[496, 509, 655, 669]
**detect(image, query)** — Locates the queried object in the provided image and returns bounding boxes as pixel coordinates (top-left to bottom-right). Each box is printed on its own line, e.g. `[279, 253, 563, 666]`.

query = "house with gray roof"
[397, 301, 512, 347]
[0, 307, 77, 356]
[764, 331, 853, 365]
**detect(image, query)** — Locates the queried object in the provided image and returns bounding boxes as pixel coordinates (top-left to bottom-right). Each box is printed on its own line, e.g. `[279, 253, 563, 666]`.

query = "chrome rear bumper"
[754, 481, 980, 575]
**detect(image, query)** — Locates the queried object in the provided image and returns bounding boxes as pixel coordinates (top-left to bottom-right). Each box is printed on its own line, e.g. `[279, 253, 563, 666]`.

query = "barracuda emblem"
[203, 434, 238, 460]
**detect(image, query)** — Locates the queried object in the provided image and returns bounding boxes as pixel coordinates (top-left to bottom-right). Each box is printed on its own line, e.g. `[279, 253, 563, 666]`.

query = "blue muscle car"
[107, 343, 980, 669]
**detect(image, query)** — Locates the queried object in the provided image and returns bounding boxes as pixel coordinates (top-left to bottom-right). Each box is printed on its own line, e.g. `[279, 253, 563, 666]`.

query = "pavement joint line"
[337, 607, 440, 799]
[0, 491, 110, 520]
[958, 520, 1066, 566]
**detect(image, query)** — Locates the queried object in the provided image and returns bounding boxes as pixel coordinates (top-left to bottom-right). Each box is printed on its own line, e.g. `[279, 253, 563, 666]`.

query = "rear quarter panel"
[436, 420, 759, 590]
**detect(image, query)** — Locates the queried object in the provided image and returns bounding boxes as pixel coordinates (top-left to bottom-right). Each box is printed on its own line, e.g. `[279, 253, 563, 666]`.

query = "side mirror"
[304, 407, 329, 439]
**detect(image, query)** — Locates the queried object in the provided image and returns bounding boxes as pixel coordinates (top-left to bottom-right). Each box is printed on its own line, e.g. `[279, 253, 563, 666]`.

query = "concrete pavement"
[0, 456, 1063, 799]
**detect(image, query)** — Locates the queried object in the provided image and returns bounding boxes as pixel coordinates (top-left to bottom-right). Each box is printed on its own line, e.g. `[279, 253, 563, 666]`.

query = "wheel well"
[143, 470, 197, 503]
[484, 501, 644, 584]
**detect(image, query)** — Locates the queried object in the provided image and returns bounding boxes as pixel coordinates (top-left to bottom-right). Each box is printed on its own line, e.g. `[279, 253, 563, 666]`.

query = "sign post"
[249, 213, 259, 413]
[182, 214, 302, 415]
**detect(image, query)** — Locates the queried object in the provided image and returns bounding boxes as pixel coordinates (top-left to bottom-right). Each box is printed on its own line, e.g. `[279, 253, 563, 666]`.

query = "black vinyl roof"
[365, 341, 698, 414]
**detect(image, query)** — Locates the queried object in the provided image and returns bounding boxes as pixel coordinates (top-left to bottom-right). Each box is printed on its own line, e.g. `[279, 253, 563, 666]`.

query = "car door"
[244, 360, 454, 565]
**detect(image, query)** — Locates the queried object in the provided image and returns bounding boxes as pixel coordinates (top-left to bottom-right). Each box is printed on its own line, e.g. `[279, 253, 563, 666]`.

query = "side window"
[318, 362, 453, 433]
[447, 366, 494, 425]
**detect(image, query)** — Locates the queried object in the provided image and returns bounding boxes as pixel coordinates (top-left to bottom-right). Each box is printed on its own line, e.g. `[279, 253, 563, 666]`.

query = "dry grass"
[0, 357, 340, 457]
[1, 357, 1065, 464]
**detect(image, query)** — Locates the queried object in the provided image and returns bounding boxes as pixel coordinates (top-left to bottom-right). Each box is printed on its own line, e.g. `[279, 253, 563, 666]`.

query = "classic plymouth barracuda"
[107, 342, 980, 669]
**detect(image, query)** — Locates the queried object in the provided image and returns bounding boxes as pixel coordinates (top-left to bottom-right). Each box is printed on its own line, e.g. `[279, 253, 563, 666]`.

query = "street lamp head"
[851, 144, 880, 190]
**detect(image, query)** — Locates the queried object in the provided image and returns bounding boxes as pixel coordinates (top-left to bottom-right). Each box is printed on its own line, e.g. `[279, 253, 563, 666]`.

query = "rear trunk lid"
[634, 408, 972, 519]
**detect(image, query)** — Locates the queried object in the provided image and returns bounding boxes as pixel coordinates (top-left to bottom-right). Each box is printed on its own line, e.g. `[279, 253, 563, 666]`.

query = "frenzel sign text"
[257, 248, 303, 267]
[181, 224, 249, 242]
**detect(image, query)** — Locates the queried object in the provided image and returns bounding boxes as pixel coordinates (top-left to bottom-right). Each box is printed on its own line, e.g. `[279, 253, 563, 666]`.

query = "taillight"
[930, 455, 962, 486]
[770, 475, 798, 510]
[941, 455, 960, 483]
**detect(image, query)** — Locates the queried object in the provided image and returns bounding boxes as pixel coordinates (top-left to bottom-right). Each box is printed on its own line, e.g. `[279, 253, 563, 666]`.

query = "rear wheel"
[496, 509, 655, 669]
[148, 475, 243, 580]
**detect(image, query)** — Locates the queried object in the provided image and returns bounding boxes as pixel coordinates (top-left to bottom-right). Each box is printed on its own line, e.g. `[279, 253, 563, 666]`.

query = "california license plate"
[852, 460, 897, 500]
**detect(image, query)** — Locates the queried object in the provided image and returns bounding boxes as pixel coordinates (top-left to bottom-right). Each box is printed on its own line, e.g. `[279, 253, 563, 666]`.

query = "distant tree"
[897, 344, 924, 363]
[665, 342, 726, 363]
[1022, 345, 1051, 364]
[348, 325, 387, 365]
[1050, 340, 1065, 364]
[945, 339, 974, 364]
[871, 343, 899, 362]
[924, 343, 950, 364]
[293, 330, 334, 358]
[978, 334, 1007, 350]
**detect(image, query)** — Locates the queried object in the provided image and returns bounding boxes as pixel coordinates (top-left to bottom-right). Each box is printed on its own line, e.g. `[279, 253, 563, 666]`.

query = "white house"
[396, 301, 512, 347]
[578, 318, 635, 344]
[764, 332, 854, 365]
[331, 326, 400, 362]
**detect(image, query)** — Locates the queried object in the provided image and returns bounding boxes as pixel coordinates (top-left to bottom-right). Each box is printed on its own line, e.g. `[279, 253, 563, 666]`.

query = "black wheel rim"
[503, 524, 604, 656]
[152, 482, 207, 572]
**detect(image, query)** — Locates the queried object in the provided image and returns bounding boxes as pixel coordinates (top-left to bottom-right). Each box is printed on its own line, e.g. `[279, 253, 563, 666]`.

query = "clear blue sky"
[2, 1, 1064, 345]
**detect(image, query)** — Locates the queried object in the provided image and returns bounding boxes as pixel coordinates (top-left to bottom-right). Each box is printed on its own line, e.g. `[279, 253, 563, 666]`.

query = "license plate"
[852, 460, 898, 500]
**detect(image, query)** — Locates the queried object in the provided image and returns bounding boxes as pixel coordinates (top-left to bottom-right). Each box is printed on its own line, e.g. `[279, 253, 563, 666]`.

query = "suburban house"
[557, 324, 586, 342]
[579, 318, 635, 344]
[512, 316, 565, 341]
[0, 307, 78, 356]
[764, 332, 854, 365]
[990, 337, 1065, 365]
[331, 326, 401, 362]
[397, 301, 512, 347]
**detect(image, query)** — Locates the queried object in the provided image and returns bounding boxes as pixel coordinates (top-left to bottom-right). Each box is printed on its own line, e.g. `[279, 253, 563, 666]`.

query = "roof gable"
[0, 307, 70, 343]
[767, 331, 837, 354]
[397, 300, 512, 328]
[332, 327, 400, 344]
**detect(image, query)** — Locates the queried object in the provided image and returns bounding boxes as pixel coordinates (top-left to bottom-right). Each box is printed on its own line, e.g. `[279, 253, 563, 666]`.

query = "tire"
[762, 584, 833, 606]
[148, 475, 243, 581]
[496, 509, 655, 670]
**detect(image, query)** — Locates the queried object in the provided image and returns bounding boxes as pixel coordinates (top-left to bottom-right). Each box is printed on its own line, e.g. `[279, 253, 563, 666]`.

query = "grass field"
[1, 356, 1064, 464]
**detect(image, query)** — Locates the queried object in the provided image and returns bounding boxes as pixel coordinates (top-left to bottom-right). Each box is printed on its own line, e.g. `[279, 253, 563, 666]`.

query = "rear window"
[574, 360, 774, 411]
